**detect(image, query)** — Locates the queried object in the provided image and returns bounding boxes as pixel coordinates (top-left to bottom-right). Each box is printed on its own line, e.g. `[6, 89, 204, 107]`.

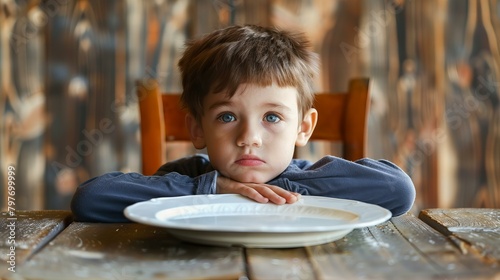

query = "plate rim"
[124, 194, 392, 233]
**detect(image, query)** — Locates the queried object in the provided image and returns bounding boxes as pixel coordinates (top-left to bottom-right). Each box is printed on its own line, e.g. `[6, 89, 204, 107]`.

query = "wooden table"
[1, 209, 499, 279]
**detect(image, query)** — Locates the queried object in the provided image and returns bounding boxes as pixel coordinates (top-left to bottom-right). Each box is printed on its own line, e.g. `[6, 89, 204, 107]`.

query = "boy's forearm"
[71, 171, 217, 222]
[268, 156, 416, 216]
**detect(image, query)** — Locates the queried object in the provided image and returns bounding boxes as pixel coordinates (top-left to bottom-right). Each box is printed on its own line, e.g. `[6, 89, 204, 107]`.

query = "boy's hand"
[216, 176, 301, 204]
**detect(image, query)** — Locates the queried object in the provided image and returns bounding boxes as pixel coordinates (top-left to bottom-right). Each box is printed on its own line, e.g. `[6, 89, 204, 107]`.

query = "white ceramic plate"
[124, 194, 391, 248]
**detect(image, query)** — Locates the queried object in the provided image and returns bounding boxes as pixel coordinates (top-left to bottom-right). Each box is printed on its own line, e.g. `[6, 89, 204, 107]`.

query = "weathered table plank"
[419, 208, 500, 265]
[0, 210, 72, 275]
[246, 248, 316, 280]
[392, 214, 499, 278]
[15, 222, 245, 280]
[3, 210, 500, 279]
[307, 214, 499, 279]
[307, 219, 437, 279]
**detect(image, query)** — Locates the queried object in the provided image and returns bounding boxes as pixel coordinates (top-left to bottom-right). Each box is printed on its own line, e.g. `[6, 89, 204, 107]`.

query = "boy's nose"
[237, 121, 262, 147]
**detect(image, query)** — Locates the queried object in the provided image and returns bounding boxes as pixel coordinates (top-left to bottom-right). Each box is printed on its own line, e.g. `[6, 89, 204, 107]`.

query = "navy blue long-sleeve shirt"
[71, 154, 415, 222]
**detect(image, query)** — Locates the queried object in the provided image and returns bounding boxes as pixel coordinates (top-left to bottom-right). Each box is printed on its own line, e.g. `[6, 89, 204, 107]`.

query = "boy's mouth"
[235, 155, 265, 166]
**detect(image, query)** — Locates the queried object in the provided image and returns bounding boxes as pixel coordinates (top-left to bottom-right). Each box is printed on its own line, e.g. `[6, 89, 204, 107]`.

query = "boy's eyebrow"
[262, 102, 294, 113]
[208, 101, 294, 112]
[207, 100, 233, 111]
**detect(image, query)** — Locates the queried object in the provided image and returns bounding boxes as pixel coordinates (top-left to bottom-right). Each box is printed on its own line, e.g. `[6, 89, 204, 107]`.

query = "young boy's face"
[187, 84, 317, 183]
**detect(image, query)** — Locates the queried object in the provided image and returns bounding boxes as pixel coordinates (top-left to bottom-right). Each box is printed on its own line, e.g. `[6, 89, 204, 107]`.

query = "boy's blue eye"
[265, 114, 281, 123]
[218, 113, 236, 123]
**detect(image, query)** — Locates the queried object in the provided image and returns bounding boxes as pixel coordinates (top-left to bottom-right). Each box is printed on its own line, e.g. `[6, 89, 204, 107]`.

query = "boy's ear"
[296, 108, 318, 147]
[186, 114, 206, 149]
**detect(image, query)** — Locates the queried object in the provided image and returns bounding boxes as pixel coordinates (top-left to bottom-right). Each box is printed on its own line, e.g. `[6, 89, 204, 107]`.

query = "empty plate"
[124, 194, 391, 248]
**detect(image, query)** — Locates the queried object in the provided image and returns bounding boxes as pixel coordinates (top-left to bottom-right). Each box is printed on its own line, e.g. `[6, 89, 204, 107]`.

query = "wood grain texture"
[307, 217, 434, 279]
[16, 222, 245, 280]
[419, 208, 500, 265]
[4, 210, 500, 279]
[0, 210, 72, 272]
[246, 248, 316, 280]
[307, 214, 499, 279]
[392, 214, 499, 277]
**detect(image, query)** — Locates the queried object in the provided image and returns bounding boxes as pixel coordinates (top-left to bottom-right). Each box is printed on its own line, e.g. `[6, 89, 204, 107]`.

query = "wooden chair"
[136, 78, 371, 175]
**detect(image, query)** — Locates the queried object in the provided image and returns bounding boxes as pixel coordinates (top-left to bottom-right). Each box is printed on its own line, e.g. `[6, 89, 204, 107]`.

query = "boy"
[71, 24, 415, 222]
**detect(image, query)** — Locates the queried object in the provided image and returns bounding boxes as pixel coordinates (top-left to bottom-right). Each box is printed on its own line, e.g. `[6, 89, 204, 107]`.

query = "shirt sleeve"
[268, 156, 416, 217]
[71, 155, 218, 223]
[153, 154, 212, 177]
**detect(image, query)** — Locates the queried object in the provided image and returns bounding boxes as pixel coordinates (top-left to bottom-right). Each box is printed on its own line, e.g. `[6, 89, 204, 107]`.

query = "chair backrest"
[136, 78, 370, 175]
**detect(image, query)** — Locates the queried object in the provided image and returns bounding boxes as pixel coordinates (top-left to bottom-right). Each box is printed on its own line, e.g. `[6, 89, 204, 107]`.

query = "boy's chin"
[227, 173, 275, 184]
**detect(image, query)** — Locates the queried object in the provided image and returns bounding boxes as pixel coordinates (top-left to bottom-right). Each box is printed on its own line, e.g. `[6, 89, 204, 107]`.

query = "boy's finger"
[292, 192, 302, 199]
[240, 186, 269, 203]
[266, 186, 299, 204]
[254, 186, 286, 205]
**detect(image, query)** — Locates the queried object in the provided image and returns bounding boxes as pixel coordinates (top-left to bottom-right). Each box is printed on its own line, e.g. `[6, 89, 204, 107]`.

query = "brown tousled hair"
[178, 24, 318, 121]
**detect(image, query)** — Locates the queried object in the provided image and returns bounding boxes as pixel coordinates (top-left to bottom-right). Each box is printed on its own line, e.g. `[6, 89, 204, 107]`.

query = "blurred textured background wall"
[1, 0, 499, 212]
